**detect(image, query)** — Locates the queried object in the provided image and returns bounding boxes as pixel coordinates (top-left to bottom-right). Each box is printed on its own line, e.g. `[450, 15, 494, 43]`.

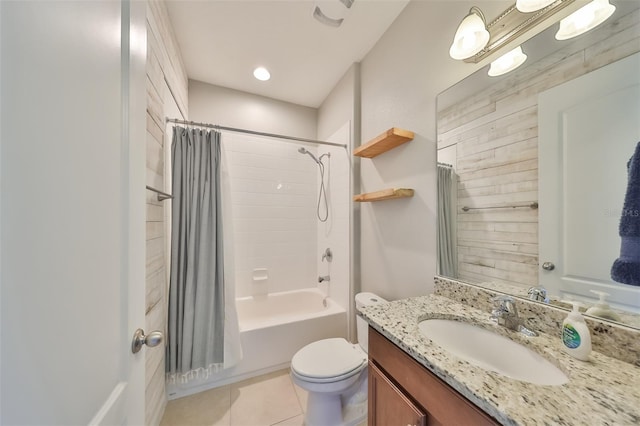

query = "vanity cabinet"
[368, 327, 498, 426]
[369, 361, 427, 426]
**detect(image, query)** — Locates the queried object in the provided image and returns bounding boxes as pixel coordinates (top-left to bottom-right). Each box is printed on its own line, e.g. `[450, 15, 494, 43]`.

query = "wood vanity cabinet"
[368, 327, 499, 426]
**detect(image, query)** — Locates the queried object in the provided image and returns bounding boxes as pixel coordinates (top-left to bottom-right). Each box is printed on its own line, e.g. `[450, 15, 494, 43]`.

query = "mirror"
[436, 1, 640, 329]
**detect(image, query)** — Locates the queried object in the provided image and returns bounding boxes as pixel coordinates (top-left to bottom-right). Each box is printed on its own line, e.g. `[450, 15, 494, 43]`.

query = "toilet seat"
[291, 338, 367, 383]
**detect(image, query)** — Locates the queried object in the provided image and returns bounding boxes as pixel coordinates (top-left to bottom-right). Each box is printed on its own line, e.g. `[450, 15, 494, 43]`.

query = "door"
[539, 52, 640, 311]
[1, 1, 147, 424]
[368, 362, 427, 426]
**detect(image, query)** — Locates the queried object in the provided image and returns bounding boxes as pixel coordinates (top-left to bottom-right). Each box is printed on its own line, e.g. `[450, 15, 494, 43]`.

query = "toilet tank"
[355, 292, 388, 353]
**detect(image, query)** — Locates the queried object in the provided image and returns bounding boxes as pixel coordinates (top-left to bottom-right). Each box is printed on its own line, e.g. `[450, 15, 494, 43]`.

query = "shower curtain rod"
[166, 118, 348, 149]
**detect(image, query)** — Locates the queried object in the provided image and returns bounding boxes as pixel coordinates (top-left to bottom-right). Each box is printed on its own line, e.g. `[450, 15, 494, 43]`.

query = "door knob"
[131, 328, 164, 354]
[542, 262, 555, 271]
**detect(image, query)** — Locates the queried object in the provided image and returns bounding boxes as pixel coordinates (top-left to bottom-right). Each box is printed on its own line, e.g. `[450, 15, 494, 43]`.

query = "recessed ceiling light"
[253, 67, 271, 81]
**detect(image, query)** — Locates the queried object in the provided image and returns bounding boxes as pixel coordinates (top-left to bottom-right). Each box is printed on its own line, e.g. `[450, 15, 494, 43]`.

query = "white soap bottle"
[585, 290, 621, 322]
[561, 301, 592, 361]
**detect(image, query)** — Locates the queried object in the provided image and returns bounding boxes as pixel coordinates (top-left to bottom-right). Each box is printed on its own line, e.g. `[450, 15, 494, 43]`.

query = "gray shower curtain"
[166, 126, 225, 380]
[437, 164, 457, 277]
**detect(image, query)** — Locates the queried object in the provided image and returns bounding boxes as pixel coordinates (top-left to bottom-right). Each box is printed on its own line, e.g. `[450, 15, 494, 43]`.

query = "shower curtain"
[166, 126, 241, 383]
[437, 164, 457, 277]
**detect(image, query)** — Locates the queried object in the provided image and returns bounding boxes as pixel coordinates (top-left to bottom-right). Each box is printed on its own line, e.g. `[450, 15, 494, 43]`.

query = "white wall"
[189, 80, 317, 138]
[357, 1, 503, 301]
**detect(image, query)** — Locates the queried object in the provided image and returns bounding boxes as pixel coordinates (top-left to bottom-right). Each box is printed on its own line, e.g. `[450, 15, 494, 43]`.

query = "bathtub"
[236, 288, 339, 331]
[167, 287, 347, 399]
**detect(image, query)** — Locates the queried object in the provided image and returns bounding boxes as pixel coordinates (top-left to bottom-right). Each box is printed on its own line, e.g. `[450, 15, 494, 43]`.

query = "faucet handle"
[491, 295, 517, 314]
[491, 295, 515, 306]
[321, 248, 333, 263]
[527, 286, 548, 303]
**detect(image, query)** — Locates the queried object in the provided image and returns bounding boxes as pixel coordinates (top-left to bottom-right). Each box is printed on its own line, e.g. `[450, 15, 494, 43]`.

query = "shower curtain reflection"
[438, 163, 457, 277]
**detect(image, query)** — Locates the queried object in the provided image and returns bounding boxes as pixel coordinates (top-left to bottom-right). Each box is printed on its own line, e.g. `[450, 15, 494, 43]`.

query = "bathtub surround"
[317, 122, 353, 325]
[317, 65, 362, 341]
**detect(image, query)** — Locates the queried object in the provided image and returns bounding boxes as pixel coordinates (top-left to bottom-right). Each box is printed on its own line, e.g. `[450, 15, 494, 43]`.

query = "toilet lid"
[291, 338, 366, 379]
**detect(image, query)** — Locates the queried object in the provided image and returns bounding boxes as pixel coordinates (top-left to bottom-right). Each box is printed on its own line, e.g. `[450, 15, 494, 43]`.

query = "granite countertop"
[360, 294, 640, 426]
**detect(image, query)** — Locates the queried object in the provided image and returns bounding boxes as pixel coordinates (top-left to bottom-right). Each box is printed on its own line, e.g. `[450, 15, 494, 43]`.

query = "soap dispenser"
[585, 290, 621, 322]
[561, 301, 592, 361]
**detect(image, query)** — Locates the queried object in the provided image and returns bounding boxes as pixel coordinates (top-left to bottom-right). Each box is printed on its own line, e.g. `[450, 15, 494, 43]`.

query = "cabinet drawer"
[368, 327, 498, 426]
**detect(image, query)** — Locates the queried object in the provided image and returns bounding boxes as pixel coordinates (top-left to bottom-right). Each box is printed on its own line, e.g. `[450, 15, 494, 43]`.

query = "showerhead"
[298, 147, 320, 164]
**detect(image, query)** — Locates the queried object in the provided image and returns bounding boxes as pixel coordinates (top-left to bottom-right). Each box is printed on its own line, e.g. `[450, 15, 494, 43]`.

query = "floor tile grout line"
[269, 412, 304, 426]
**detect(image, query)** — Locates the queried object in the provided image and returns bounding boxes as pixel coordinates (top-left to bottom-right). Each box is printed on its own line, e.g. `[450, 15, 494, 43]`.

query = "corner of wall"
[145, 1, 190, 424]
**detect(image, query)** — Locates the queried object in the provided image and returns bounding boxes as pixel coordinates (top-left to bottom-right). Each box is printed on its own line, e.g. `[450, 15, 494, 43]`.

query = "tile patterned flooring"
[160, 369, 310, 426]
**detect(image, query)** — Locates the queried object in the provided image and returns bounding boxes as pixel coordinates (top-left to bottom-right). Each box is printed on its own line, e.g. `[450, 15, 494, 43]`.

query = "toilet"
[290, 292, 388, 426]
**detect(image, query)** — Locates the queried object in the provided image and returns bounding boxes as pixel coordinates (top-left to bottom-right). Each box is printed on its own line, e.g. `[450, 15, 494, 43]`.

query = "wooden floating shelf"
[353, 188, 415, 202]
[353, 127, 414, 158]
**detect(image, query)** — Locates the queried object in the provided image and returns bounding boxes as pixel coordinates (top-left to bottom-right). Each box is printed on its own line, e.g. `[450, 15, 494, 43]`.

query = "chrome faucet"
[318, 275, 330, 283]
[491, 295, 520, 330]
[527, 286, 548, 303]
[490, 295, 537, 336]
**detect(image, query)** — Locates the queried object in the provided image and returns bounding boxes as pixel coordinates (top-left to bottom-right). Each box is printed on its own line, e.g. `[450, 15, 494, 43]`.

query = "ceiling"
[165, 0, 411, 108]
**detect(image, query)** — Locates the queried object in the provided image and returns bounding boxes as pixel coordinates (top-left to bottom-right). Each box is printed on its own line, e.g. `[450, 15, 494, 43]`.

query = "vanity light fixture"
[253, 66, 271, 81]
[453, 0, 576, 64]
[516, 0, 556, 13]
[555, 0, 615, 40]
[488, 45, 528, 76]
[449, 7, 490, 60]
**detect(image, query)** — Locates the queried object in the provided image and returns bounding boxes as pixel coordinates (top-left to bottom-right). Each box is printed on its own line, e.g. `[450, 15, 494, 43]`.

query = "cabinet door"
[369, 362, 427, 426]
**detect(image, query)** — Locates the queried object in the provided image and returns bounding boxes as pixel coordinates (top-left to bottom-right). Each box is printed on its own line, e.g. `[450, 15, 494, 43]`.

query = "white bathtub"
[167, 287, 347, 399]
[236, 288, 340, 331]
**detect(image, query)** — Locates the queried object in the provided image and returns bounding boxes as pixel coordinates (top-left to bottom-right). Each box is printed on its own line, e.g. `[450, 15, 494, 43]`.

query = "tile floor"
[160, 369, 310, 426]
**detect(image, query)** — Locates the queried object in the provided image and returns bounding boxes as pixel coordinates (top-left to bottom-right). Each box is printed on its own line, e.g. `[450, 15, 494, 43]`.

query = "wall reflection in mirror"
[436, 1, 640, 329]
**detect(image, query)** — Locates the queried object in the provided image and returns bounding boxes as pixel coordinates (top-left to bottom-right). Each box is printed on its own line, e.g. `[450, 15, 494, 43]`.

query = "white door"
[1, 1, 148, 424]
[539, 53, 640, 311]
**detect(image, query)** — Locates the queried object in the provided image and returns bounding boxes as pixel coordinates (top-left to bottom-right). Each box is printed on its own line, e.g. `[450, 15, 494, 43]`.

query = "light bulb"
[449, 8, 490, 60]
[555, 0, 615, 40]
[488, 46, 527, 77]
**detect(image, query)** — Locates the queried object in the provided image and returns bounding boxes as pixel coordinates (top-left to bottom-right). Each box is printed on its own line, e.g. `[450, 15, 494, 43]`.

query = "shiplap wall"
[437, 9, 640, 289]
[145, 1, 188, 424]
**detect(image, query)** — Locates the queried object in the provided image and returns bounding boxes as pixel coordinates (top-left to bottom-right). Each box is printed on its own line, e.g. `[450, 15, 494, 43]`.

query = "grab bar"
[146, 185, 173, 201]
[462, 202, 538, 212]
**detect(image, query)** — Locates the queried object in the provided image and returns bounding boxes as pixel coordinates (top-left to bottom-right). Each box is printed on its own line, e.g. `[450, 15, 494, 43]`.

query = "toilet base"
[305, 392, 343, 426]
[303, 373, 368, 426]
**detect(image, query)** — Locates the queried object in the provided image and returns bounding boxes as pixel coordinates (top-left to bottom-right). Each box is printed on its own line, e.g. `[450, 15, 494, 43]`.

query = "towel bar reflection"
[462, 202, 538, 212]
[146, 185, 173, 201]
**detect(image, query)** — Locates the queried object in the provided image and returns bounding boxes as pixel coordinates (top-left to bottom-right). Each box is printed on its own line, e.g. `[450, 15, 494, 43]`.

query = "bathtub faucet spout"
[318, 275, 330, 283]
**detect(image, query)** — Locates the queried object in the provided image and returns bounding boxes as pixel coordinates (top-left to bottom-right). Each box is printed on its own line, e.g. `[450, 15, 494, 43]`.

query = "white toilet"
[290, 292, 388, 426]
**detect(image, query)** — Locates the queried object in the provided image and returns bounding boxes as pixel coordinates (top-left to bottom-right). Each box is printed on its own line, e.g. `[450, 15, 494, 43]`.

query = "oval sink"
[418, 319, 568, 386]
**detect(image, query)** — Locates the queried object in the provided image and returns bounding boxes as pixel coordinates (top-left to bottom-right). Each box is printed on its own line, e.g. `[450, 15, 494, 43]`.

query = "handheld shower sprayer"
[297, 147, 321, 164]
[297, 146, 330, 222]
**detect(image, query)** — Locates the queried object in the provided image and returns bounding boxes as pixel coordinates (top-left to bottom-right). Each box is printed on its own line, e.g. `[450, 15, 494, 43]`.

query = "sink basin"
[418, 319, 568, 386]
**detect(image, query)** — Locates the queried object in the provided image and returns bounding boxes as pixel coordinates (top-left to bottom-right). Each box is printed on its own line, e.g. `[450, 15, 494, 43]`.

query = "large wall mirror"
[436, 1, 640, 329]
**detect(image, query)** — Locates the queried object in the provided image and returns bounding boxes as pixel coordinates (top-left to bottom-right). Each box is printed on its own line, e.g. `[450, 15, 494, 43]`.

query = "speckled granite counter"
[360, 295, 640, 426]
